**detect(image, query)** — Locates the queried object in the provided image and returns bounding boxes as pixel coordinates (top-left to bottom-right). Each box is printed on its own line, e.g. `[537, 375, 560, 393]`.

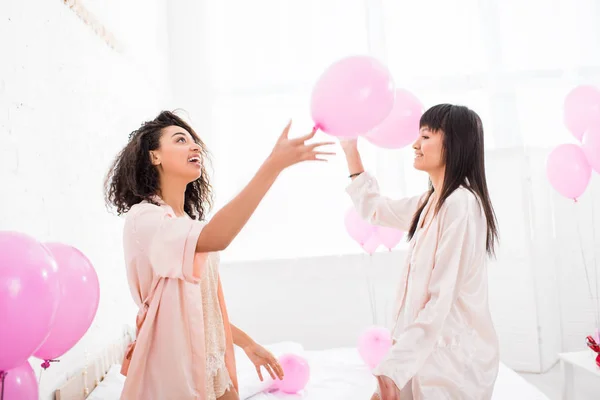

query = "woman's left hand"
[243, 342, 285, 381]
[376, 375, 401, 400]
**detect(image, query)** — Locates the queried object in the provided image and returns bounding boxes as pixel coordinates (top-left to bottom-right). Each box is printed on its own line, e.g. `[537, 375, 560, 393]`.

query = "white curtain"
[190, 0, 600, 263]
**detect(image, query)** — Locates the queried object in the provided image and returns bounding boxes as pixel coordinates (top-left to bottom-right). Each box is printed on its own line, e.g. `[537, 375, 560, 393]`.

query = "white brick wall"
[1, 1, 173, 398]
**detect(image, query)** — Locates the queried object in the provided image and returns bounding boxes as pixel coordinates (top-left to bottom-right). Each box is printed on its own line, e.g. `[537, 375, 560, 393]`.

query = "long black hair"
[104, 110, 213, 220]
[407, 104, 499, 256]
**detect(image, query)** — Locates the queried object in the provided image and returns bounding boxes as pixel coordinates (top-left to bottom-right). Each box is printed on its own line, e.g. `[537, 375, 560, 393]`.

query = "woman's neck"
[429, 167, 445, 194]
[158, 177, 187, 217]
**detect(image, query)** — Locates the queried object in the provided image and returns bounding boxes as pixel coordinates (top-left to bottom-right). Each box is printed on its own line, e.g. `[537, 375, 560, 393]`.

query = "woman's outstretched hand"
[266, 121, 335, 171]
[243, 342, 285, 382]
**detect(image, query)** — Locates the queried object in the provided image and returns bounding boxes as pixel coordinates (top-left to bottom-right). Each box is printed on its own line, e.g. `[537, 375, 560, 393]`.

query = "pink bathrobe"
[347, 172, 499, 400]
[120, 198, 238, 400]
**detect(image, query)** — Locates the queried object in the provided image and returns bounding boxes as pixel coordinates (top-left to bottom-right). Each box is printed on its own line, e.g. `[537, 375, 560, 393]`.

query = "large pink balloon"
[357, 326, 392, 369]
[546, 144, 592, 200]
[0, 231, 60, 371]
[345, 208, 376, 245]
[34, 243, 100, 361]
[564, 85, 600, 141]
[0, 361, 38, 400]
[365, 89, 423, 149]
[274, 354, 310, 394]
[582, 126, 600, 173]
[311, 56, 395, 138]
[375, 226, 405, 250]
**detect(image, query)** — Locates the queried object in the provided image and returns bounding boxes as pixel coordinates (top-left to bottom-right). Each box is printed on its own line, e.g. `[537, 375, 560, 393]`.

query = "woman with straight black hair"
[342, 104, 500, 400]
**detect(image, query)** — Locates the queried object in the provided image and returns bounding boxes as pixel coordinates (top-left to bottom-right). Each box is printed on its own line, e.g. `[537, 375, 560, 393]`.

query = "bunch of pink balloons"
[311, 55, 423, 149]
[0, 231, 100, 399]
[357, 326, 393, 369]
[547, 85, 600, 200]
[344, 208, 405, 254]
[272, 354, 310, 394]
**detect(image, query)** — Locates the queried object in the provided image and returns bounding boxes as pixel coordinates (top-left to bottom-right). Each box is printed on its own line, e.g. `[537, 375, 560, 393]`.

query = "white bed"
[60, 336, 550, 400]
[245, 347, 549, 400]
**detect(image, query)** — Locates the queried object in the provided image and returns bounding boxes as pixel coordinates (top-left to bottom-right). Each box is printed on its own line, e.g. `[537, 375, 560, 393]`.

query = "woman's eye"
[177, 137, 186, 143]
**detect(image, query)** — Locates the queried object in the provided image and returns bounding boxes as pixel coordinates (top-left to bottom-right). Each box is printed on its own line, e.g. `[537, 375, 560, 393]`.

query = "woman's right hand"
[266, 121, 335, 171]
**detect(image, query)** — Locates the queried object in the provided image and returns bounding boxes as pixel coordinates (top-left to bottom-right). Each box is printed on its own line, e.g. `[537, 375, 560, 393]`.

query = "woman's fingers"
[290, 128, 317, 144]
[307, 141, 336, 150]
[255, 365, 264, 381]
[271, 359, 285, 380]
[264, 364, 277, 380]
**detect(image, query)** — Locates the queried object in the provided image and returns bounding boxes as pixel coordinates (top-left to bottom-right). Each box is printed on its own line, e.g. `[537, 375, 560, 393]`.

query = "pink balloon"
[345, 208, 376, 245]
[365, 89, 423, 149]
[546, 144, 592, 200]
[34, 243, 100, 361]
[358, 326, 393, 369]
[274, 354, 310, 394]
[375, 226, 405, 250]
[0, 361, 38, 400]
[582, 126, 600, 173]
[311, 55, 395, 138]
[564, 85, 600, 141]
[0, 231, 60, 371]
[362, 234, 381, 255]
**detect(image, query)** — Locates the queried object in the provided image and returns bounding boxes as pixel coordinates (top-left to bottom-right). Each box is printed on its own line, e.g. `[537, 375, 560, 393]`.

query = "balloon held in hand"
[311, 55, 395, 139]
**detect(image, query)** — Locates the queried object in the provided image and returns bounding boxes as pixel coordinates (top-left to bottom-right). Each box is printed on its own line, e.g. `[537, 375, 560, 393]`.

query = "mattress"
[247, 348, 549, 400]
[87, 347, 549, 399]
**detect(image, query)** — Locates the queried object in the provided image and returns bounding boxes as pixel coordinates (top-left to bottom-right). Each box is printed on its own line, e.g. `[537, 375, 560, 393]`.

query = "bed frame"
[54, 328, 133, 400]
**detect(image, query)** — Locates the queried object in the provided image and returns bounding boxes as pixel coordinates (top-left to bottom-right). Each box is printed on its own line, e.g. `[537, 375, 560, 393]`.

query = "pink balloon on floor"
[0, 231, 60, 371]
[358, 326, 393, 369]
[582, 126, 600, 174]
[0, 361, 38, 400]
[275, 354, 310, 394]
[365, 89, 423, 149]
[345, 208, 376, 245]
[564, 85, 600, 141]
[311, 55, 395, 139]
[362, 234, 381, 255]
[375, 226, 405, 250]
[546, 144, 592, 200]
[34, 243, 100, 361]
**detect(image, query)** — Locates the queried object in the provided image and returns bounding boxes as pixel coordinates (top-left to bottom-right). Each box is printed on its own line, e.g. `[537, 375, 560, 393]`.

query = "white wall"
[0, 0, 173, 398]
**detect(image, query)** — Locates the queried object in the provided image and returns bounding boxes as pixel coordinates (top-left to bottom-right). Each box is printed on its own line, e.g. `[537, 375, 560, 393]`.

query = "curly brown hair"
[104, 110, 213, 220]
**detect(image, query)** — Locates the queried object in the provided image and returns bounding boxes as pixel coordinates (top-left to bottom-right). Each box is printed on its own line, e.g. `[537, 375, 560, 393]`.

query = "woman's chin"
[413, 160, 425, 171]
[183, 172, 203, 183]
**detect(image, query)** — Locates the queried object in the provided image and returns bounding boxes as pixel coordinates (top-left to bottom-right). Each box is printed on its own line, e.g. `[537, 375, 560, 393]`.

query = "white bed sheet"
[248, 348, 550, 400]
[88, 347, 549, 400]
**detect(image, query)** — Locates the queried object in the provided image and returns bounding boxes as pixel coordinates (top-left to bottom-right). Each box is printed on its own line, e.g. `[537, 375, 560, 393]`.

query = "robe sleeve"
[132, 204, 207, 284]
[372, 191, 479, 390]
[345, 172, 424, 231]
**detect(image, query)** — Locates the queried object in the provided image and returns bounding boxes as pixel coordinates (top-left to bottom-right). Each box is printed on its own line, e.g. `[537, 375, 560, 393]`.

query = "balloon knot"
[41, 359, 60, 370]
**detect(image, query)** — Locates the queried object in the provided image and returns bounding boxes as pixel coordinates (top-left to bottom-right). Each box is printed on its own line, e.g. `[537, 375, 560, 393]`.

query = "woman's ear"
[149, 151, 161, 166]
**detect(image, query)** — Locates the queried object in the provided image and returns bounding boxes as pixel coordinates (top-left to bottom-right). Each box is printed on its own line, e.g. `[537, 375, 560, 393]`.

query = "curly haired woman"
[105, 111, 333, 400]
